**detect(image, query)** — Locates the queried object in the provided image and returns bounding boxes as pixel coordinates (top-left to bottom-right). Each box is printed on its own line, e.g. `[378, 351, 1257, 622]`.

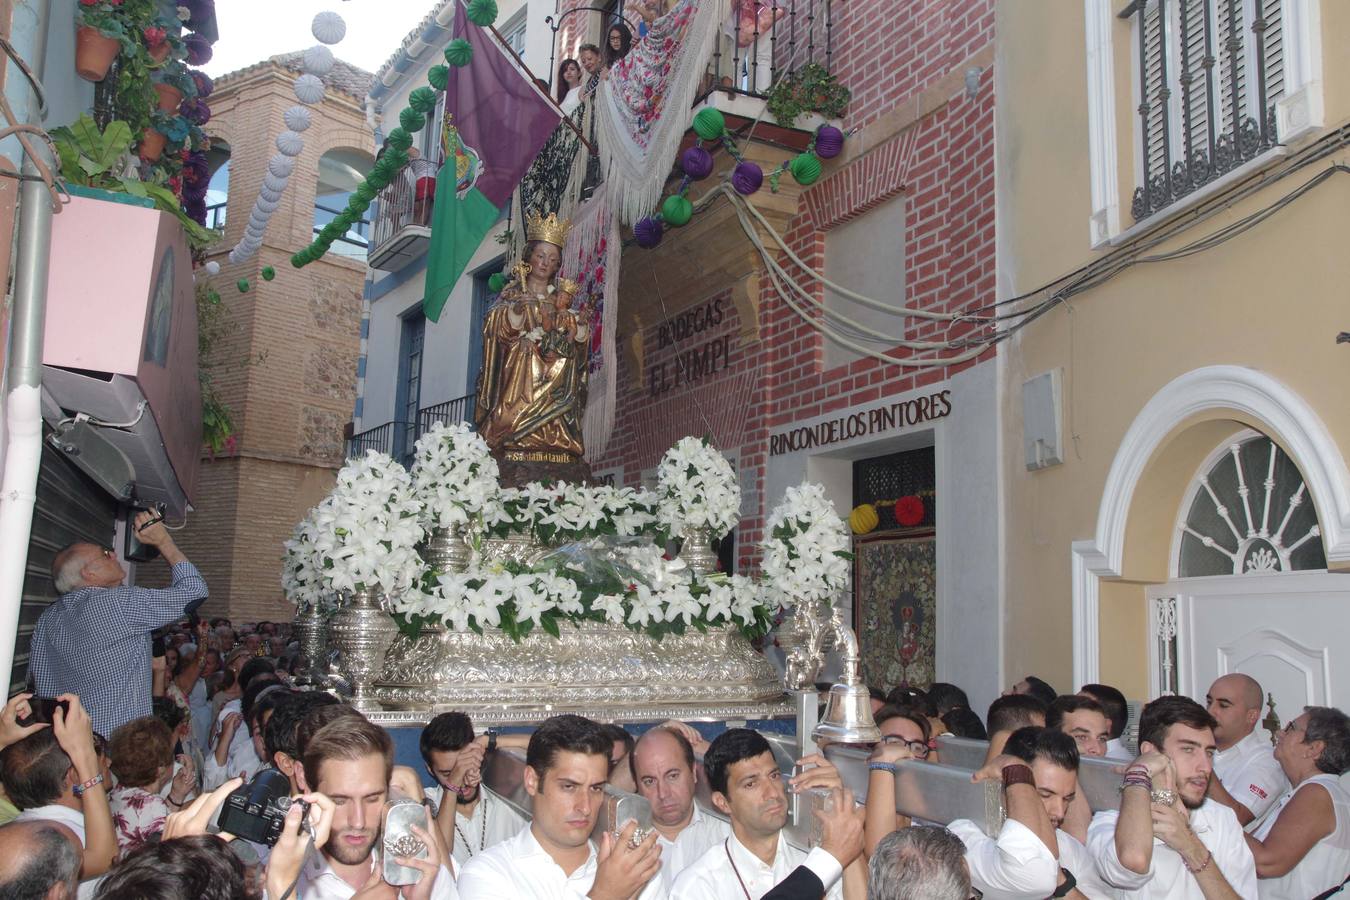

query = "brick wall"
[587, 0, 996, 572]
[138, 63, 373, 623]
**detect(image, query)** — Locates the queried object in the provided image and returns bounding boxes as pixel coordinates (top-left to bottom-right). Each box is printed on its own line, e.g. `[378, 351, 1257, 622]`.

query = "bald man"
[1203, 673, 1288, 827]
[0, 819, 83, 898]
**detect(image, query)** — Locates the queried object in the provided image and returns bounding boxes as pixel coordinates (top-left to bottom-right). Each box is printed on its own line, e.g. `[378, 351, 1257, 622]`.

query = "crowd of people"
[2, 525, 1349, 898]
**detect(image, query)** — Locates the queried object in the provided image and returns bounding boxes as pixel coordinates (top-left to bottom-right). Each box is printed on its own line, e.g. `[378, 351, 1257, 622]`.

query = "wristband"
[1001, 763, 1035, 788]
[1183, 848, 1212, 874]
[1052, 868, 1077, 898]
[867, 761, 898, 775]
[72, 773, 104, 797]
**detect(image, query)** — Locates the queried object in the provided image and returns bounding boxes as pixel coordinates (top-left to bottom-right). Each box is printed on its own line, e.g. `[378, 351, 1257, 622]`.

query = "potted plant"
[150, 61, 194, 113]
[141, 19, 183, 65]
[74, 0, 128, 81]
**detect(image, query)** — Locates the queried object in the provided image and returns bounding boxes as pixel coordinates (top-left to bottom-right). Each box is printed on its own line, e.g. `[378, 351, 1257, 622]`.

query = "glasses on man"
[880, 734, 931, 759]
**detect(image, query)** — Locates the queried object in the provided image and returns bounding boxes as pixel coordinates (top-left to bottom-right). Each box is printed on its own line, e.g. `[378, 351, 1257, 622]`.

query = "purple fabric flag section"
[442, 0, 560, 208]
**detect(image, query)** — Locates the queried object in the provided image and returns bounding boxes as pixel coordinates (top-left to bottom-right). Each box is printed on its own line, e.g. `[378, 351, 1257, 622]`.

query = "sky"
[200, 0, 438, 79]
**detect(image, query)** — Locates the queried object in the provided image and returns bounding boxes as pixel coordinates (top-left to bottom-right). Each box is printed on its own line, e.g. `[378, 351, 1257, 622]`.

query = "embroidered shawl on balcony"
[508, 103, 591, 265]
[561, 185, 620, 458]
[596, 0, 725, 224]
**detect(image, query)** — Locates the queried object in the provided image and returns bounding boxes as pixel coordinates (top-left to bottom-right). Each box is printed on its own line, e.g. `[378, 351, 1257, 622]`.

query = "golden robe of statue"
[474, 235, 591, 457]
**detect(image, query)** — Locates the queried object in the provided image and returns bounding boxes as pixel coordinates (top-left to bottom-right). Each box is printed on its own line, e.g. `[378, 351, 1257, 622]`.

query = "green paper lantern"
[261, 266, 275, 281]
[408, 87, 438, 115]
[399, 107, 426, 133]
[385, 128, 413, 152]
[487, 272, 506, 293]
[355, 182, 377, 202]
[790, 152, 822, 186]
[467, 0, 498, 27]
[208, 290, 221, 304]
[428, 65, 449, 91]
[661, 193, 693, 227]
[367, 172, 389, 192]
[445, 39, 473, 67]
[236, 278, 250, 293]
[291, 253, 306, 268]
[692, 107, 725, 140]
[384, 152, 409, 173]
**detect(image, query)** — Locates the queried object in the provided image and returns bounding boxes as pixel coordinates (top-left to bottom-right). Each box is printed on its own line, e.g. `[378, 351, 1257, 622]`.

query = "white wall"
[763, 361, 1003, 715]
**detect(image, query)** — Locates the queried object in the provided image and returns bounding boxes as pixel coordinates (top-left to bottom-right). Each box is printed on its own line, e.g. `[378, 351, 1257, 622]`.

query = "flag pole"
[485, 24, 597, 155]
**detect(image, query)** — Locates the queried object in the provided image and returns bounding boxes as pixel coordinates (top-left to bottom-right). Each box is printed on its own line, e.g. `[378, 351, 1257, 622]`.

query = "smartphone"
[382, 798, 430, 886]
[594, 785, 652, 840]
[17, 697, 70, 727]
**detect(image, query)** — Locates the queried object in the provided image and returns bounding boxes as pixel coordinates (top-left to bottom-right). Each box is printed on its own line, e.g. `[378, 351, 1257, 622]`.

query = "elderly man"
[1204, 673, 1288, 827]
[866, 827, 973, 900]
[0, 819, 83, 899]
[31, 511, 207, 736]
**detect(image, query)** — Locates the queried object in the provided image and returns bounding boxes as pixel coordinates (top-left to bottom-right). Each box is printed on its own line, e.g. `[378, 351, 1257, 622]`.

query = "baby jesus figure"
[538, 279, 586, 361]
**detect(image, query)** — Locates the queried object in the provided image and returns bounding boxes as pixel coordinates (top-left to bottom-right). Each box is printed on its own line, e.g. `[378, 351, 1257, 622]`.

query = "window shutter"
[1178, 0, 1211, 165]
[1143, 0, 1168, 183]
[1261, 0, 1284, 107]
[1217, 0, 1247, 133]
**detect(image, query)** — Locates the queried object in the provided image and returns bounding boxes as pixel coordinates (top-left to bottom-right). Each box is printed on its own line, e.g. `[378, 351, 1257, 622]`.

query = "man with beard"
[420, 712, 528, 866]
[456, 714, 661, 900]
[630, 726, 730, 892]
[1087, 696, 1257, 899]
[670, 728, 862, 900]
[298, 714, 455, 898]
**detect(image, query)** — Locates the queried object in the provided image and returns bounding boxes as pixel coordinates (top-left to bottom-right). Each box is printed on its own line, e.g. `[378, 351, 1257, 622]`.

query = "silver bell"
[813, 681, 881, 745]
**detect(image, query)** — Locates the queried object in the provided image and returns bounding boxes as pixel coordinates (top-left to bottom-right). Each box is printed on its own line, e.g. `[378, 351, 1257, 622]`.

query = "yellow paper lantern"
[849, 503, 879, 535]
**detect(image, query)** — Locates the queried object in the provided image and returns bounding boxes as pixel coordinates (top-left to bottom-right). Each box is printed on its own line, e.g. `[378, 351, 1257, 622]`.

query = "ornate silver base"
[678, 525, 720, 577]
[329, 589, 399, 713]
[373, 621, 788, 722]
[292, 604, 330, 687]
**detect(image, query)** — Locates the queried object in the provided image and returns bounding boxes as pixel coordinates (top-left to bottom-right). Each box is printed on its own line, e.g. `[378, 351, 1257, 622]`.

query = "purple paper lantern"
[732, 161, 763, 195]
[191, 70, 214, 98]
[184, 33, 214, 66]
[181, 98, 211, 126]
[815, 125, 844, 159]
[634, 216, 663, 249]
[681, 146, 713, 180]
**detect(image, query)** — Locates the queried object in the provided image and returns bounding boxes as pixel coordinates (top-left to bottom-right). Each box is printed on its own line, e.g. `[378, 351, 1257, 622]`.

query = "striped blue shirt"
[30, 562, 208, 735]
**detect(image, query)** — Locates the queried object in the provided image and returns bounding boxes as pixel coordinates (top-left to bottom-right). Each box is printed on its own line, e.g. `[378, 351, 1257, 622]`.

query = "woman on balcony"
[557, 59, 584, 116]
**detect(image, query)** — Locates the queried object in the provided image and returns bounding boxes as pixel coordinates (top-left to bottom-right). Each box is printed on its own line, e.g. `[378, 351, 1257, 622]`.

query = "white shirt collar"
[726, 828, 785, 877]
[520, 823, 599, 878]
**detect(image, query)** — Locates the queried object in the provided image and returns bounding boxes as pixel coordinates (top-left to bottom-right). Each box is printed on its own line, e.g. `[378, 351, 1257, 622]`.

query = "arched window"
[1176, 431, 1326, 577]
[205, 141, 230, 229]
[315, 148, 375, 260]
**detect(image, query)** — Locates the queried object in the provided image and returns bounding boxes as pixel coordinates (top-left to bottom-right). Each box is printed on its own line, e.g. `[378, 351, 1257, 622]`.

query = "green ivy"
[765, 63, 851, 128]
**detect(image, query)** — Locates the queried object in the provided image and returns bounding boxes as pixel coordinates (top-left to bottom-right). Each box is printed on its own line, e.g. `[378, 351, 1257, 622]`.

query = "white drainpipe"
[0, 0, 53, 691]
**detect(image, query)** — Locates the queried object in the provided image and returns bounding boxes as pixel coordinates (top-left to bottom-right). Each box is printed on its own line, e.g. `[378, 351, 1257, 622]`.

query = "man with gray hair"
[0, 819, 83, 899]
[867, 827, 972, 900]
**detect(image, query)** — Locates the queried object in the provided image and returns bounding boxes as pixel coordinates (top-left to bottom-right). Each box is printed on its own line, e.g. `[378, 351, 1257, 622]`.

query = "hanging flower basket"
[75, 26, 121, 82]
[153, 82, 183, 113]
[139, 128, 167, 162]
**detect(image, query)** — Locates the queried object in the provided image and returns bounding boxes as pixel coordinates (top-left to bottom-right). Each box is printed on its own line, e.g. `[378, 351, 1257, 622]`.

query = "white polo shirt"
[1253, 773, 1350, 900]
[425, 784, 529, 867]
[14, 804, 86, 846]
[1106, 738, 1134, 761]
[1213, 729, 1288, 823]
[669, 830, 843, 900]
[650, 806, 732, 894]
[1087, 799, 1258, 899]
[1057, 829, 1113, 900]
[457, 824, 599, 900]
[948, 818, 1058, 900]
[296, 850, 459, 900]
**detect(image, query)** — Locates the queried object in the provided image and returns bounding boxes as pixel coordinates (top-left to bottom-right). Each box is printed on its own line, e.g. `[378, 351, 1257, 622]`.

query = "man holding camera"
[33, 510, 209, 735]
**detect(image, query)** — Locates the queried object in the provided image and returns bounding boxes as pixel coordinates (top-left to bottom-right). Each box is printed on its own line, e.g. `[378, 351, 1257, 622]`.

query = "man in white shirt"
[1087, 695, 1258, 899]
[1047, 696, 1112, 761]
[420, 711, 529, 867]
[297, 713, 456, 899]
[950, 726, 1094, 900]
[457, 714, 662, 900]
[1079, 683, 1134, 761]
[631, 725, 731, 893]
[1203, 673, 1288, 827]
[669, 728, 861, 900]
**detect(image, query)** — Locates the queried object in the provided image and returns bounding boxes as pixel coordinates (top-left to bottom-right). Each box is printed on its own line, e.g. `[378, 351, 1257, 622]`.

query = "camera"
[216, 769, 307, 847]
[17, 697, 70, 728]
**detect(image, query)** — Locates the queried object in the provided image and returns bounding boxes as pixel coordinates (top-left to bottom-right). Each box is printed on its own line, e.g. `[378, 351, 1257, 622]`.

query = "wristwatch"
[485, 728, 498, 753]
[1051, 868, 1077, 898]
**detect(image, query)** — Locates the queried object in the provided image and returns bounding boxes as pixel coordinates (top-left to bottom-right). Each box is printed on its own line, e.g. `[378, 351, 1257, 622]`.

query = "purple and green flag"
[422, 0, 561, 322]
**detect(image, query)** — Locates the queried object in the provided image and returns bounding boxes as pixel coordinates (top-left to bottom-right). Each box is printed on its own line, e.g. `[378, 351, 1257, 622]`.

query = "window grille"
[1120, 0, 1284, 221]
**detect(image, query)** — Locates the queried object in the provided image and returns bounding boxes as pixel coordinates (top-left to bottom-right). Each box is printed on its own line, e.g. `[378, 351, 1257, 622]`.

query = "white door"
[1147, 572, 1350, 730]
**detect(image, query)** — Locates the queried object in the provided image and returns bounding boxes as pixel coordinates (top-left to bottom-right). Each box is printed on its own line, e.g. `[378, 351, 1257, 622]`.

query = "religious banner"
[596, 0, 723, 223]
[562, 185, 620, 458]
[852, 532, 937, 692]
[422, 0, 561, 322]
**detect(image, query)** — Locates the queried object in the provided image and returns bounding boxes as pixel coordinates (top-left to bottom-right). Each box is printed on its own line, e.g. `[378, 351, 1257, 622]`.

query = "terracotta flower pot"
[139, 128, 167, 162]
[148, 43, 171, 64]
[153, 82, 183, 113]
[75, 26, 120, 82]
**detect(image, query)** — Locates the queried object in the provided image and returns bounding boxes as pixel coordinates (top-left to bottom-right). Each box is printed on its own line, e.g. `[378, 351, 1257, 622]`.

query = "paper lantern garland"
[732, 161, 763, 195]
[293, 74, 325, 105]
[445, 40, 473, 67]
[275, 130, 305, 157]
[303, 44, 335, 77]
[634, 216, 663, 248]
[267, 155, 296, 178]
[467, 0, 499, 27]
[283, 105, 312, 133]
[311, 11, 347, 45]
[428, 65, 449, 91]
[681, 146, 713, 180]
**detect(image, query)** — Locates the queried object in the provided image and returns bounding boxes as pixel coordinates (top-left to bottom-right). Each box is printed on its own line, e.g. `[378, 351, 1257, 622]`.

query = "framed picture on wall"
[852, 529, 936, 693]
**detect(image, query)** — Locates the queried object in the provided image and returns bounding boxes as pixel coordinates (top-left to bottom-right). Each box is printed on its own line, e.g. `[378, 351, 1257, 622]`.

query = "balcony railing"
[345, 394, 478, 462]
[704, 0, 834, 101]
[367, 157, 440, 271]
[314, 202, 370, 261]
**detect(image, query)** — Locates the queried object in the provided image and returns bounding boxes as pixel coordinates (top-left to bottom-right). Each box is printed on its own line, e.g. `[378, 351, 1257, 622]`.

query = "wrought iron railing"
[368, 158, 441, 260]
[346, 421, 408, 460]
[1120, 0, 1284, 221]
[418, 394, 477, 435]
[314, 202, 370, 260]
[205, 201, 226, 230]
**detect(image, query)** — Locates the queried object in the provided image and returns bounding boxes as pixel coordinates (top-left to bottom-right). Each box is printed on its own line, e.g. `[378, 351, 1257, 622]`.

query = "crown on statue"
[526, 210, 572, 248]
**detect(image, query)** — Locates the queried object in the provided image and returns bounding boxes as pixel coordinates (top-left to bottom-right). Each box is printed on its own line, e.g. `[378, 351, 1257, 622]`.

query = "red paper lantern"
[894, 495, 924, 527]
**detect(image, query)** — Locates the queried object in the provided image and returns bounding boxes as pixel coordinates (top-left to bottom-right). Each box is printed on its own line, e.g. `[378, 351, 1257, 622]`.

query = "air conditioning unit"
[47, 419, 135, 502]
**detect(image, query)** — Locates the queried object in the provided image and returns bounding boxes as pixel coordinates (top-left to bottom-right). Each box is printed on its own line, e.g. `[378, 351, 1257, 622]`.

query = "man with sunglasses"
[32, 509, 208, 735]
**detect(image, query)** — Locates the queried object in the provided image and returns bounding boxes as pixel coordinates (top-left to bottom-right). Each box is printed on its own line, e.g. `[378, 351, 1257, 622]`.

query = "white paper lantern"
[283, 105, 312, 133]
[294, 74, 325, 105]
[263, 171, 290, 193]
[303, 44, 335, 76]
[259, 188, 285, 204]
[204, 261, 221, 275]
[276, 130, 305, 157]
[255, 197, 281, 214]
[311, 11, 346, 44]
[267, 155, 295, 179]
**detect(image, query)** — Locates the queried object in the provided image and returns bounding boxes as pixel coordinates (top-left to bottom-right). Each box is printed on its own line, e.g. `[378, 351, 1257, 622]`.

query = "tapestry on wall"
[561, 184, 619, 457]
[853, 532, 937, 693]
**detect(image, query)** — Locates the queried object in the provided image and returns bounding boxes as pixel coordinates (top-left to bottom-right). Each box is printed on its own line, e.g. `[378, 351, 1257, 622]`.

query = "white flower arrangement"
[410, 421, 500, 530]
[483, 482, 661, 544]
[281, 513, 328, 611]
[656, 436, 741, 536]
[761, 482, 852, 608]
[310, 451, 427, 596]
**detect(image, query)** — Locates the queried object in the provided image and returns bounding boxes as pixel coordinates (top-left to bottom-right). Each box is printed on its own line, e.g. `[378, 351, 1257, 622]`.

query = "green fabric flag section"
[422, 178, 500, 323]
